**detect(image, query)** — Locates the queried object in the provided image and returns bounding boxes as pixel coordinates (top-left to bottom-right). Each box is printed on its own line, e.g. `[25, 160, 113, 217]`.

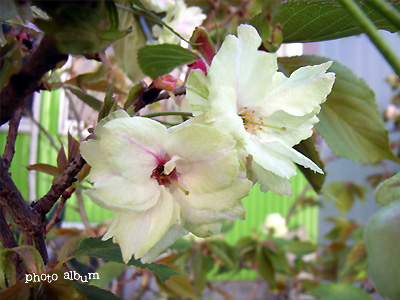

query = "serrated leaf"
[26, 163, 61, 177]
[71, 237, 183, 282]
[375, 171, 400, 206]
[138, 44, 199, 79]
[67, 87, 102, 111]
[73, 282, 121, 300]
[278, 55, 399, 163]
[310, 283, 374, 300]
[255, 0, 400, 43]
[293, 137, 325, 193]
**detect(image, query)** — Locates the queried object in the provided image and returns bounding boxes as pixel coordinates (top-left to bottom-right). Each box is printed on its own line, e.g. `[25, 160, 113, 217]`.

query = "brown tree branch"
[0, 208, 26, 279]
[32, 155, 86, 215]
[0, 157, 48, 263]
[0, 35, 68, 125]
[45, 188, 74, 234]
[3, 104, 26, 170]
[133, 86, 186, 113]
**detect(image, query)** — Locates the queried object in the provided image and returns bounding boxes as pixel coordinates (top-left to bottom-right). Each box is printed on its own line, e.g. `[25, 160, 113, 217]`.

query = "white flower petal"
[184, 221, 222, 238]
[87, 175, 160, 212]
[262, 62, 335, 117]
[103, 187, 181, 263]
[250, 161, 292, 196]
[175, 177, 250, 224]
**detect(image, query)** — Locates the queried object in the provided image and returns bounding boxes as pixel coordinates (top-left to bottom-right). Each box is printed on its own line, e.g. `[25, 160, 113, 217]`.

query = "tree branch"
[3, 104, 26, 170]
[32, 155, 86, 215]
[133, 86, 186, 113]
[0, 157, 48, 263]
[0, 35, 68, 125]
[0, 208, 26, 279]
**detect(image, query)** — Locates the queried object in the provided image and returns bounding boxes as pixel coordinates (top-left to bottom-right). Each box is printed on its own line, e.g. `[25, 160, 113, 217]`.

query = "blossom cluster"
[80, 24, 335, 263]
[142, 0, 206, 44]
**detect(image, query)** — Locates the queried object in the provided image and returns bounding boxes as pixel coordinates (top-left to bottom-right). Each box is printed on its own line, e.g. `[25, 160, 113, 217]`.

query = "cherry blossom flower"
[186, 24, 335, 195]
[151, 0, 206, 44]
[80, 111, 251, 263]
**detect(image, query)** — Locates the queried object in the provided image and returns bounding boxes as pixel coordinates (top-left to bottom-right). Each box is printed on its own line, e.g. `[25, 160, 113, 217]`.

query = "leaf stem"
[140, 111, 193, 118]
[339, 0, 400, 77]
[366, 0, 400, 30]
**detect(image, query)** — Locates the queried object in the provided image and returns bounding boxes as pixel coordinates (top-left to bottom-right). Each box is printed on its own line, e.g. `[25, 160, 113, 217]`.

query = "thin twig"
[23, 108, 59, 151]
[3, 104, 26, 170]
[286, 184, 311, 224]
[45, 188, 75, 234]
[76, 188, 91, 232]
[340, 0, 400, 77]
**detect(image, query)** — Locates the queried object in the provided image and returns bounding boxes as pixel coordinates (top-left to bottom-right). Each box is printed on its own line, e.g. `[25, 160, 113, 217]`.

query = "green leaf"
[257, 0, 400, 43]
[71, 237, 183, 282]
[339, 241, 367, 281]
[73, 282, 121, 300]
[113, 0, 147, 83]
[375, 171, 400, 206]
[90, 262, 127, 288]
[293, 137, 325, 193]
[33, 3, 129, 54]
[255, 245, 276, 287]
[310, 283, 374, 300]
[324, 182, 367, 214]
[67, 87, 103, 111]
[278, 55, 399, 163]
[98, 85, 115, 121]
[364, 201, 400, 300]
[26, 163, 61, 177]
[287, 241, 318, 256]
[193, 250, 208, 296]
[106, 0, 119, 30]
[138, 44, 199, 79]
[207, 240, 237, 270]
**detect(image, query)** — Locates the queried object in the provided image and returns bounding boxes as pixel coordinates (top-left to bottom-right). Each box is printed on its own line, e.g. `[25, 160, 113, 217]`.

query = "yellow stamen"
[170, 178, 189, 195]
[246, 121, 287, 131]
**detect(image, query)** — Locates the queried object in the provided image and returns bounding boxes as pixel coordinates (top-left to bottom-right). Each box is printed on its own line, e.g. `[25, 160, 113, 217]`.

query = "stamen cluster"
[239, 107, 264, 132]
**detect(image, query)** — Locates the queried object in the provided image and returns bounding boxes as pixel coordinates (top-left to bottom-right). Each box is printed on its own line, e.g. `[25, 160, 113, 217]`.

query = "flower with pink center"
[80, 110, 251, 263]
